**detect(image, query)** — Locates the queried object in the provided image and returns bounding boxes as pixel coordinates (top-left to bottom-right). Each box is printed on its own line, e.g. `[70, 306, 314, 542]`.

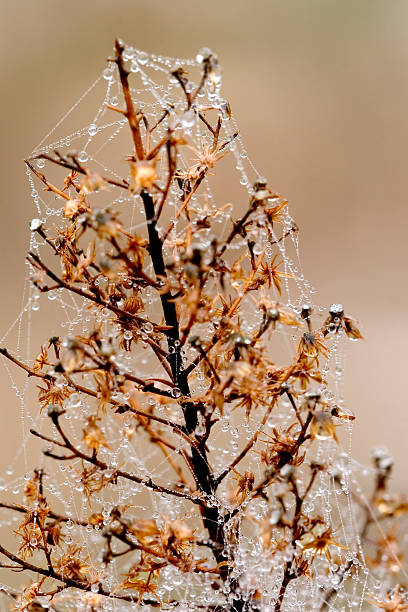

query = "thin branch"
[48, 414, 205, 508]
[0, 347, 50, 381]
[25, 160, 70, 201]
[111, 39, 145, 160]
[215, 398, 277, 486]
[28, 153, 129, 190]
[27, 252, 164, 333]
[0, 543, 158, 605]
[0, 346, 172, 401]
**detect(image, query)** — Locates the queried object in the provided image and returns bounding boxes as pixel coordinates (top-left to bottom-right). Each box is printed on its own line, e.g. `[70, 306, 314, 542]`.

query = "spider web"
[0, 41, 405, 611]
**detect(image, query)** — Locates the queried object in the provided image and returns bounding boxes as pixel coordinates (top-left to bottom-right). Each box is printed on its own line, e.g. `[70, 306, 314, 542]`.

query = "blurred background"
[0, 0, 407, 492]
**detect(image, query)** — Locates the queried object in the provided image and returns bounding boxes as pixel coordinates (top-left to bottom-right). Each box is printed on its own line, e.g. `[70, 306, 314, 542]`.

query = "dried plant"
[0, 39, 406, 611]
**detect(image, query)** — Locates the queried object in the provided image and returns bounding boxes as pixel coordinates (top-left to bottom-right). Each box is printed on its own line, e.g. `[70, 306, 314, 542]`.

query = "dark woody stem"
[113, 44, 251, 609]
[274, 467, 318, 612]
[139, 188, 231, 574]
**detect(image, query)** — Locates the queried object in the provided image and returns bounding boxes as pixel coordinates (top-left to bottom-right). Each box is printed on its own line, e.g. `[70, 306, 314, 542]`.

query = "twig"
[111, 39, 145, 160]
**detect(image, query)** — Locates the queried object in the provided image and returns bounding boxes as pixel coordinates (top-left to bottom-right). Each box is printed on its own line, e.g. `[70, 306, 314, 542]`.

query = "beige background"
[0, 0, 407, 494]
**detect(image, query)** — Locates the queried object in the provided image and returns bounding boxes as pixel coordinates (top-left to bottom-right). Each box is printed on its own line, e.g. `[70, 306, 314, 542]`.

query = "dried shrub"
[0, 39, 406, 612]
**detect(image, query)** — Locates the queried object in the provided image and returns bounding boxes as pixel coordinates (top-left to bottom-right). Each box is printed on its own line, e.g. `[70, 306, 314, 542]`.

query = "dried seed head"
[329, 303, 344, 318]
[372, 447, 394, 471]
[229, 333, 252, 347]
[254, 189, 270, 201]
[130, 160, 157, 192]
[305, 390, 321, 401]
[196, 47, 213, 63]
[80, 172, 105, 194]
[301, 304, 312, 319]
[64, 199, 82, 218]
[253, 176, 267, 191]
[93, 209, 119, 236]
[331, 406, 355, 421]
[266, 307, 280, 321]
[311, 412, 336, 441]
[47, 404, 65, 420]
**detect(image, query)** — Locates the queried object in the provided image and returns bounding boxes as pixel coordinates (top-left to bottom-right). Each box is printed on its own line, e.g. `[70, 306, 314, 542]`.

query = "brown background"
[0, 0, 407, 493]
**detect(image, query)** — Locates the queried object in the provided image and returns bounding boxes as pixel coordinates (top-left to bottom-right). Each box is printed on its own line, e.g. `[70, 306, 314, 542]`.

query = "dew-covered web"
[0, 42, 405, 611]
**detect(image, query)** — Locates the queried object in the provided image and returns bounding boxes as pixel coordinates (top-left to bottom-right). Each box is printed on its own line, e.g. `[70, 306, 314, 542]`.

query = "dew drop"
[181, 110, 195, 129]
[196, 47, 211, 63]
[29, 218, 42, 231]
[138, 51, 148, 65]
[78, 151, 88, 163]
[68, 393, 81, 408]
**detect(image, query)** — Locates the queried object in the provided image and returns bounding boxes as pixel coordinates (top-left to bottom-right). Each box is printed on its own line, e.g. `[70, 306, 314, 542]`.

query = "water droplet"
[138, 51, 149, 65]
[88, 124, 98, 137]
[171, 387, 181, 398]
[181, 110, 195, 129]
[78, 151, 88, 163]
[36, 159, 45, 169]
[196, 47, 212, 63]
[29, 218, 42, 231]
[68, 393, 81, 408]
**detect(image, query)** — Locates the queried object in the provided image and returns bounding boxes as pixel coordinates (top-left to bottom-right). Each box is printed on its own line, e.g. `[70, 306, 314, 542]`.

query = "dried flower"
[11, 578, 46, 612]
[82, 415, 111, 451]
[310, 411, 338, 442]
[54, 544, 90, 582]
[296, 525, 345, 564]
[37, 379, 71, 411]
[32, 345, 51, 371]
[130, 160, 157, 191]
